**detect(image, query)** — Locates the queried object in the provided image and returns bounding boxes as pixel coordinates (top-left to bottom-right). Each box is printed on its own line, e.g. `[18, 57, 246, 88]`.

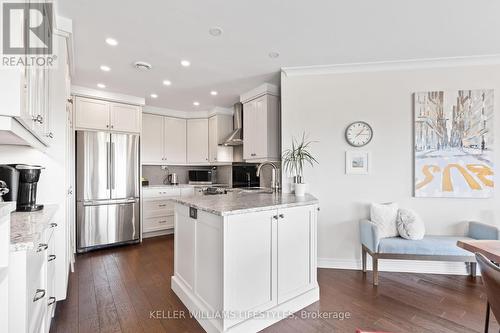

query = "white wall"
[281, 62, 500, 273]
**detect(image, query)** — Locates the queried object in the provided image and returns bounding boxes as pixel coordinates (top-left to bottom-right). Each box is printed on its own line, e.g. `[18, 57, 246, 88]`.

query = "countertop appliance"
[168, 173, 178, 185]
[232, 163, 260, 188]
[0, 165, 19, 202]
[0, 164, 44, 211]
[76, 131, 140, 253]
[15, 164, 44, 211]
[0, 180, 8, 201]
[188, 168, 217, 185]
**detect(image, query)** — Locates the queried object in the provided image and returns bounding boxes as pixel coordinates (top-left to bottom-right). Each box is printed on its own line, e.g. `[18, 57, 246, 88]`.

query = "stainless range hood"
[222, 102, 243, 146]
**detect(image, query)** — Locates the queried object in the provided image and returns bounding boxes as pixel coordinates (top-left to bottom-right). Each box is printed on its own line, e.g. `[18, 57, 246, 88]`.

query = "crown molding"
[71, 85, 146, 106]
[143, 106, 233, 119]
[281, 55, 500, 77]
[240, 83, 280, 103]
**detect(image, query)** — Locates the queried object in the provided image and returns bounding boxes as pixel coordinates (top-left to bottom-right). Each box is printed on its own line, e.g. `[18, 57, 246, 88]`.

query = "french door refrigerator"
[76, 131, 140, 252]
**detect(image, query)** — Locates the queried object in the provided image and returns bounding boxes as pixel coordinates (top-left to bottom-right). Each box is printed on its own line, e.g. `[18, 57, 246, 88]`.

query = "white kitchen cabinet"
[243, 94, 280, 162]
[174, 205, 196, 290]
[225, 210, 277, 317]
[74, 97, 141, 133]
[172, 201, 319, 332]
[142, 186, 195, 237]
[277, 205, 316, 302]
[164, 117, 187, 164]
[208, 115, 233, 163]
[75, 97, 109, 131]
[110, 103, 142, 133]
[9, 223, 58, 333]
[141, 113, 164, 164]
[187, 118, 209, 164]
[141, 114, 186, 164]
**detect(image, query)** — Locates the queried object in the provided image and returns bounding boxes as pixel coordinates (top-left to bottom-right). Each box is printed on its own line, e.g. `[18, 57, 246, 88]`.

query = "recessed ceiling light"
[210, 91, 218, 96]
[193, 101, 200, 106]
[100, 65, 111, 72]
[97, 83, 106, 89]
[133, 61, 152, 70]
[163, 80, 172, 86]
[150, 93, 158, 99]
[268, 51, 280, 59]
[181, 60, 191, 67]
[209, 27, 223, 37]
[105, 38, 118, 46]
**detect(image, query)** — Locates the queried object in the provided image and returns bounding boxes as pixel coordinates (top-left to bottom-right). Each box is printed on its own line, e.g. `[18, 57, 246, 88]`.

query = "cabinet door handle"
[46, 132, 54, 138]
[158, 220, 167, 224]
[33, 289, 46, 302]
[48, 296, 56, 306]
[106, 124, 110, 128]
[50, 222, 58, 228]
[37, 243, 48, 252]
[158, 204, 167, 207]
[279, 214, 285, 219]
[272, 215, 278, 220]
[48, 254, 56, 262]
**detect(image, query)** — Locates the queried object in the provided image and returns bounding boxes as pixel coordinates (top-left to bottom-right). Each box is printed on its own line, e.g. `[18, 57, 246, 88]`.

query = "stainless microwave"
[188, 169, 217, 184]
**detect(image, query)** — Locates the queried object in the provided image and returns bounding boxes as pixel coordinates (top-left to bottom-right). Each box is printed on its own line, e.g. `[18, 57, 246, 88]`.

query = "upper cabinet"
[141, 113, 164, 164]
[208, 114, 233, 163]
[74, 97, 141, 133]
[164, 117, 187, 164]
[141, 114, 186, 165]
[187, 118, 209, 164]
[242, 84, 280, 162]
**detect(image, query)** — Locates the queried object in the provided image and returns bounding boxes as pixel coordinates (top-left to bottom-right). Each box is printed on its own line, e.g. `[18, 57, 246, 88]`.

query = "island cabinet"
[172, 202, 319, 333]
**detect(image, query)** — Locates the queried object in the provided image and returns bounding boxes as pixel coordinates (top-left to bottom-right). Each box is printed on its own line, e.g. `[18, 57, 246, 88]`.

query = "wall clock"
[345, 121, 373, 147]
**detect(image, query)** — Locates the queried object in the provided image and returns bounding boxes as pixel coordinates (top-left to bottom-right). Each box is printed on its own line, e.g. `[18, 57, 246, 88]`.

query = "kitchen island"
[171, 192, 319, 333]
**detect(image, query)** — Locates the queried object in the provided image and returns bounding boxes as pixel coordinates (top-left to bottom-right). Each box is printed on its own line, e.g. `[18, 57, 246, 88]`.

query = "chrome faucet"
[256, 162, 281, 192]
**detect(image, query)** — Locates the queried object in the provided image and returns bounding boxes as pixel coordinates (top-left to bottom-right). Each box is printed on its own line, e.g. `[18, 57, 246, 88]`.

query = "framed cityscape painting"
[414, 89, 494, 198]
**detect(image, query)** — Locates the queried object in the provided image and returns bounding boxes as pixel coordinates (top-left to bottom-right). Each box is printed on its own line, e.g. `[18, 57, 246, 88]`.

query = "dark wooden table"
[457, 240, 500, 263]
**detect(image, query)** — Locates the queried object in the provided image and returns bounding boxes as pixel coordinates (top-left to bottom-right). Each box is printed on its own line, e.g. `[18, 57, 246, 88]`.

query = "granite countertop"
[172, 192, 319, 216]
[143, 184, 196, 189]
[10, 205, 59, 252]
[0, 202, 16, 218]
[143, 183, 230, 189]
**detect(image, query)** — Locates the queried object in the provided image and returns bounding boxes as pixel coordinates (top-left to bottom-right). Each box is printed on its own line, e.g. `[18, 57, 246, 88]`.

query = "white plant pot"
[294, 183, 307, 196]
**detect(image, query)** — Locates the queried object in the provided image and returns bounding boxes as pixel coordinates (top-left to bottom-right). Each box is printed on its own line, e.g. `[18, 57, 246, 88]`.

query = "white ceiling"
[58, 0, 500, 111]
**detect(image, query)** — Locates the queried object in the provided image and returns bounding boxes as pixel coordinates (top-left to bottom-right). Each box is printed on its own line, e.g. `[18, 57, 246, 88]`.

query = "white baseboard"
[318, 257, 476, 276]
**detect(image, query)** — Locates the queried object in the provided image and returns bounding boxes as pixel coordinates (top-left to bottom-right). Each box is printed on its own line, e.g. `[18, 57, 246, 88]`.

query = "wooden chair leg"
[372, 256, 379, 286]
[484, 301, 490, 333]
[362, 247, 367, 273]
[470, 262, 477, 277]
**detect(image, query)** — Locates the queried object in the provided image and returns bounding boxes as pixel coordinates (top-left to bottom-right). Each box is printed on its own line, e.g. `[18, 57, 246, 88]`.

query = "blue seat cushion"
[378, 236, 474, 256]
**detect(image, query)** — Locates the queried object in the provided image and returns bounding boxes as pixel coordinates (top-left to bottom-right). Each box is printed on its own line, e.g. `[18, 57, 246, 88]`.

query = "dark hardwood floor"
[51, 235, 499, 333]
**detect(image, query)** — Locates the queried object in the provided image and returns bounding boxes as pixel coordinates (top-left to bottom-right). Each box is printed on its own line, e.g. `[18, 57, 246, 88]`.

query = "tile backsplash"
[142, 165, 232, 186]
[142, 163, 277, 188]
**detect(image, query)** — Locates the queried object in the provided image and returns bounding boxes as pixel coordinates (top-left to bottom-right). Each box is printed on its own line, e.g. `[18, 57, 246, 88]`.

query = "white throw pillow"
[397, 208, 425, 240]
[370, 203, 399, 238]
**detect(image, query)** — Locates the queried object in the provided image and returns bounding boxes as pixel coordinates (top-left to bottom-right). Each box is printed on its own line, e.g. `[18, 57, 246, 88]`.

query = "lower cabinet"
[142, 187, 195, 237]
[172, 203, 318, 331]
[9, 224, 58, 333]
[225, 205, 317, 324]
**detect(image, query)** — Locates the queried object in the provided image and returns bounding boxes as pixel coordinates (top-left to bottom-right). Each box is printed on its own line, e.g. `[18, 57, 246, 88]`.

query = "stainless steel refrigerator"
[76, 131, 140, 252]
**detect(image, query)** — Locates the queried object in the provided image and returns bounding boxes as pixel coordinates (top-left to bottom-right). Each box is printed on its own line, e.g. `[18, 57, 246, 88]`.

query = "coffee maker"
[0, 164, 44, 211]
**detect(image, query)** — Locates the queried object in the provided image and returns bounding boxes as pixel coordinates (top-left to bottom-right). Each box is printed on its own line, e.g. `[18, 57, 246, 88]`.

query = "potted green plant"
[282, 133, 318, 196]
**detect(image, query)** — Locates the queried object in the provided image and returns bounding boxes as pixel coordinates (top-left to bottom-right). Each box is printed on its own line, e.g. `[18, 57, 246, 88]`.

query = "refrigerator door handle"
[110, 141, 115, 190]
[82, 198, 138, 206]
[106, 141, 110, 190]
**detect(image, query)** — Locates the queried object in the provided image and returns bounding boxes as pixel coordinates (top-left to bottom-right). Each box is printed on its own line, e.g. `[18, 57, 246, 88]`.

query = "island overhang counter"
[171, 192, 320, 333]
